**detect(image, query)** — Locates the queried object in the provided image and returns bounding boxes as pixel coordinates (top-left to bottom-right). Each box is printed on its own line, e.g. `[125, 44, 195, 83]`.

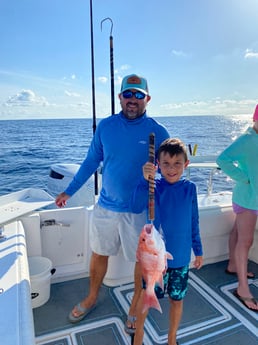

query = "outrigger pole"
[101, 17, 115, 115]
[89, 0, 98, 195]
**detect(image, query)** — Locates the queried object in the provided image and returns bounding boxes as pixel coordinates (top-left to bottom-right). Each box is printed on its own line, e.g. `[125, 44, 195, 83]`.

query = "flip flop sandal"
[124, 315, 137, 334]
[233, 290, 258, 312]
[68, 303, 96, 323]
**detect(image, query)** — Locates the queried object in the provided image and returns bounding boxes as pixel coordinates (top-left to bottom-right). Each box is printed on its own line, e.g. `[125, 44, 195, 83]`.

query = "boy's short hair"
[158, 138, 188, 162]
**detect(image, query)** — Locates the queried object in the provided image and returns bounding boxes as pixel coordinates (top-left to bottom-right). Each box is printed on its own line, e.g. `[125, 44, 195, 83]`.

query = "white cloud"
[159, 98, 257, 116]
[244, 49, 258, 59]
[64, 90, 81, 97]
[171, 50, 189, 58]
[98, 76, 108, 84]
[62, 74, 77, 81]
[4, 89, 48, 107]
[120, 64, 131, 71]
[115, 76, 122, 86]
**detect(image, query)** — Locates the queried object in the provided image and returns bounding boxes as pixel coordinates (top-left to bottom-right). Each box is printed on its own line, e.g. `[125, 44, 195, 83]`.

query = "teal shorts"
[143, 265, 189, 301]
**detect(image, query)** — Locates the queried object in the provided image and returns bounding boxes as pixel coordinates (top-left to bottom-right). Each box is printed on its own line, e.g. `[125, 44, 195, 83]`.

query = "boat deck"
[34, 260, 258, 345]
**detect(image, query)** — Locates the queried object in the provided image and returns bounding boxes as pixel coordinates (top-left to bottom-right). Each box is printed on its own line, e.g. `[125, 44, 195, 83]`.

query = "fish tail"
[142, 291, 162, 314]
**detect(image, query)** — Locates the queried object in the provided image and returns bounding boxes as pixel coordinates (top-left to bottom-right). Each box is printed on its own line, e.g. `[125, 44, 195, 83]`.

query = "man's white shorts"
[89, 204, 146, 262]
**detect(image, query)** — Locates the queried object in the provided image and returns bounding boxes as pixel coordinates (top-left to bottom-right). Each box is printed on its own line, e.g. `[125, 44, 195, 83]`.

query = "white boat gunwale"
[0, 156, 257, 345]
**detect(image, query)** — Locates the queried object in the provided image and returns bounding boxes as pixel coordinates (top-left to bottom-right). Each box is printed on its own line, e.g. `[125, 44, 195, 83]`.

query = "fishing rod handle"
[149, 133, 155, 221]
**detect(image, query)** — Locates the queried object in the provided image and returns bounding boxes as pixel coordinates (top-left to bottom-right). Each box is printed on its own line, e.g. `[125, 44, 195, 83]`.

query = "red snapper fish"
[137, 223, 173, 313]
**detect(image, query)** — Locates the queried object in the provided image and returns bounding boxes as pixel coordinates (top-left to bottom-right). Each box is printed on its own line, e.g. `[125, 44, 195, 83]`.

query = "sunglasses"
[122, 90, 146, 100]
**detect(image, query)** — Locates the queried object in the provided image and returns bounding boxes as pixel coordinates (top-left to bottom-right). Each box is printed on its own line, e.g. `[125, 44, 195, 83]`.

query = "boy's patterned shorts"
[143, 265, 189, 301]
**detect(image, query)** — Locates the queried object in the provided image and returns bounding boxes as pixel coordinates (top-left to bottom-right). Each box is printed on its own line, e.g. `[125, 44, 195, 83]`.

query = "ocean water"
[0, 115, 251, 197]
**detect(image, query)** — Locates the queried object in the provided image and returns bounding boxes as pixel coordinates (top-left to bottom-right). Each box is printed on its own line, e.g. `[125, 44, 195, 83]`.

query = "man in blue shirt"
[55, 74, 170, 331]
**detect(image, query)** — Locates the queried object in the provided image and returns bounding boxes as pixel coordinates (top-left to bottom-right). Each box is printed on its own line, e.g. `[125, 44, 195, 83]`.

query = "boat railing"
[186, 155, 221, 196]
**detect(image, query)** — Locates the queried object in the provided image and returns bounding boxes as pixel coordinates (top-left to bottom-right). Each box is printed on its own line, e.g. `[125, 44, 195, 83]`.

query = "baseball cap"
[253, 104, 258, 121]
[120, 74, 149, 95]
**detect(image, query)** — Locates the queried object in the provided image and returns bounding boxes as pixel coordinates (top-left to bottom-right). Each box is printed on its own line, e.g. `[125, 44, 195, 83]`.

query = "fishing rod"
[89, 0, 98, 195]
[101, 17, 115, 115]
[148, 133, 155, 222]
[188, 143, 198, 156]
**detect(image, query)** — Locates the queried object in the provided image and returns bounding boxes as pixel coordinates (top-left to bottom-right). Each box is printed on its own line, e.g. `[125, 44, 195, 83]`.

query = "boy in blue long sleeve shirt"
[131, 138, 203, 345]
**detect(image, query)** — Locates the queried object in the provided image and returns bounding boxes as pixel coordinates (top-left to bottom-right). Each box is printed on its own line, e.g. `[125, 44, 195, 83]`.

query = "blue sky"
[1, 0, 258, 120]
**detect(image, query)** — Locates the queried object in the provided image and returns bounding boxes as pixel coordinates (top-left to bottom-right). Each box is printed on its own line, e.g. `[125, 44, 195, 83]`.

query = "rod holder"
[40, 219, 70, 228]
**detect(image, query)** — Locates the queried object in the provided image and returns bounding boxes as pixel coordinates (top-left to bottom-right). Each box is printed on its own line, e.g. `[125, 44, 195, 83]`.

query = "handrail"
[186, 156, 221, 196]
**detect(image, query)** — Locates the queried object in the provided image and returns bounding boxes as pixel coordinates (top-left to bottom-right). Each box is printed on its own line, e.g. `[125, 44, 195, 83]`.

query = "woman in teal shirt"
[216, 105, 258, 312]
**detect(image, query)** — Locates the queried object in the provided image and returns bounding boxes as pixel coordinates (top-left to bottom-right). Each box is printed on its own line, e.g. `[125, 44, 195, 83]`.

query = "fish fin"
[142, 291, 162, 314]
[166, 252, 173, 260]
[157, 275, 164, 291]
[158, 225, 164, 237]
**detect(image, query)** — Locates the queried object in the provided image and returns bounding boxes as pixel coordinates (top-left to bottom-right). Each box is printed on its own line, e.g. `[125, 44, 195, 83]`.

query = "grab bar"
[0, 227, 6, 242]
[40, 219, 70, 228]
